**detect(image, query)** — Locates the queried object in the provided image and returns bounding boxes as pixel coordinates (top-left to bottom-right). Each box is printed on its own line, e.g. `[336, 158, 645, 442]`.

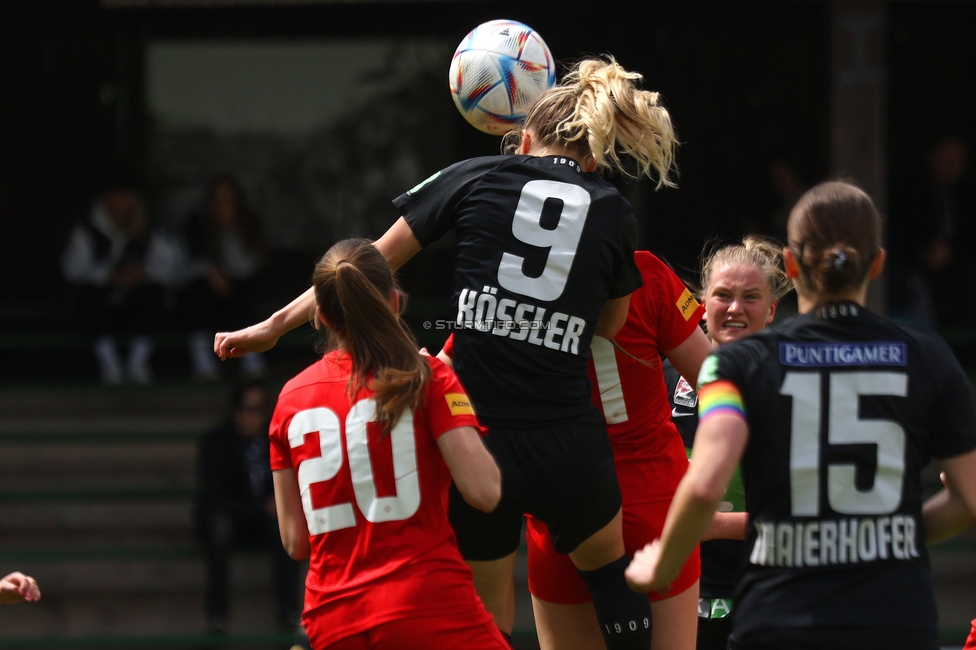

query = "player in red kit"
[525, 251, 711, 650]
[268, 238, 508, 650]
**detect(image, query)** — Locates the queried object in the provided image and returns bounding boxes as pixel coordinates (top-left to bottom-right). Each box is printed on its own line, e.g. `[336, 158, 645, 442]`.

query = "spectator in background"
[888, 136, 976, 330]
[61, 172, 179, 385]
[195, 378, 301, 636]
[179, 174, 267, 381]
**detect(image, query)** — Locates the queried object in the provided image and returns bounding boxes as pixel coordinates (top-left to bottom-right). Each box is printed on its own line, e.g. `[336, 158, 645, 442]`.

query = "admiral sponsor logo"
[749, 514, 920, 568]
[455, 286, 587, 355]
[676, 288, 699, 321]
[445, 393, 475, 416]
[779, 342, 907, 367]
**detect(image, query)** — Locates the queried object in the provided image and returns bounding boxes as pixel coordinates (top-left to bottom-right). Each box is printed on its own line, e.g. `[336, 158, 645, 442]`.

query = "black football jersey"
[663, 358, 746, 600]
[394, 155, 641, 424]
[700, 301, 976, 646]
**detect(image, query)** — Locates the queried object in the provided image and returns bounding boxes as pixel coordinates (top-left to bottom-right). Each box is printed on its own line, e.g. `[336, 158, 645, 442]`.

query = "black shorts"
[697, 616, 732, 650]
[449, 409, 621, 561]
[728, 625, 938, 650]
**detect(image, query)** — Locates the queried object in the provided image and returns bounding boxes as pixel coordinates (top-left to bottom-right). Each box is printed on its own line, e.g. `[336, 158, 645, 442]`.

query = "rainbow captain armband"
[697, 380, 746, 423]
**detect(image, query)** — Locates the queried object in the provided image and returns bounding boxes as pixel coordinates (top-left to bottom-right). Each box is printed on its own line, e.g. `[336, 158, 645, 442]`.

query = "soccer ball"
[449, 20, 557, 135]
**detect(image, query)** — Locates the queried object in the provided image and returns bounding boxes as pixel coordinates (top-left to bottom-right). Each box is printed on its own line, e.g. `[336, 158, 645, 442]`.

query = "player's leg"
[649, 581, 699, 650]
[526, 515, 603, 650]
[531, 597, 603, 650]
[531, 412, 651, 650]
[622, 498, 700, 650]
[466, 552, 518, 634]
[448, 425, 526, 637]
[568, 509, 652, 649]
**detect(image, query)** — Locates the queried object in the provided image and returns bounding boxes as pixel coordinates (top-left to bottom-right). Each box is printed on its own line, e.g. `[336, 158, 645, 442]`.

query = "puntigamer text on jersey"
[749, 514, 920, 568]
[455, 285, 587, 355]
[780, 342, 908, 367]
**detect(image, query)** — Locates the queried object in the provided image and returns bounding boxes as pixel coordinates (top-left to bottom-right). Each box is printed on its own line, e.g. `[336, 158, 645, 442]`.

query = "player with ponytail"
[269, 238, 506, 649]
[219, 56, 677, 649]
[627, 181, 976, 650]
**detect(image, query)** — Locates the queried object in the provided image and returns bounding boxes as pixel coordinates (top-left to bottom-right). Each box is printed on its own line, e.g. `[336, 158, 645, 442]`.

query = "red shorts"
[526, 497, 701, 604]
[324, 615, 509, 650]
[965, 618, 976, 650]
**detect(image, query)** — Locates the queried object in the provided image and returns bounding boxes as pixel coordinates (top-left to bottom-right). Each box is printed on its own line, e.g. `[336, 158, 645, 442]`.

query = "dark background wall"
[0, 0, 972, 344]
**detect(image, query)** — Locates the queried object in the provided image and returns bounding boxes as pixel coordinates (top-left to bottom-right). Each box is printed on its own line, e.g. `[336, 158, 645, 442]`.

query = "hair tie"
[833, 251, 847, 271]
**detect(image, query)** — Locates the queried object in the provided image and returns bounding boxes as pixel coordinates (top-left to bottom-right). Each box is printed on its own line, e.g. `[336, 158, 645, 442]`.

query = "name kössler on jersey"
[749, 514, 920, 568]
[456, 286, 586, 355]
[780, 342, 907, 367]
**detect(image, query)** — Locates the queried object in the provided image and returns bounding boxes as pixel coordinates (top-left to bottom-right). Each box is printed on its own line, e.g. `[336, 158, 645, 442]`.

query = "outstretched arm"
[0, 572, 40, 604]
[214, 217, 423, 360]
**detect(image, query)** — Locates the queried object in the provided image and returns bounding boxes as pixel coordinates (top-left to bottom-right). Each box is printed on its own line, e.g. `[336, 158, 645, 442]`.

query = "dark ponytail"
[787, 181, 882, 300]
[313, 238, 429, 433]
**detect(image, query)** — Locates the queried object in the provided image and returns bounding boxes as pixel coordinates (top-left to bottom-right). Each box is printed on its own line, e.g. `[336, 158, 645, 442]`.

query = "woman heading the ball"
[269, 238, 507, 649]
[626, 181, 976, 650]
[217, 56, 677, 649]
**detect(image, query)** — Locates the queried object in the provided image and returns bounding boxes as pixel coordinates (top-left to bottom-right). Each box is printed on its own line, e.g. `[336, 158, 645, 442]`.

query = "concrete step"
[0, 587, 298, 637]
[0, 442, 197, 491]
[0, 383, 232, 419]
[0, 501, 192, 532]
[9, 555, 293, 595]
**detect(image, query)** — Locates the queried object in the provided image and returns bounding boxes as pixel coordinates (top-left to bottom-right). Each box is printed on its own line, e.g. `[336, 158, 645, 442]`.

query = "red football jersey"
[586, 250, 704, 498]
[269, 351, 489, 646]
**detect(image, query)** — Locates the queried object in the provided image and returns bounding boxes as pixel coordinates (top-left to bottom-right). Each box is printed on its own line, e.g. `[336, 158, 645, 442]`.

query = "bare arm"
[374, 217, 422, 271]
[924, 448, 976, 545]
[272, 469, 311, 560]
[594, 295, 632, 339]
[662, 326, 712, 391]
[215, 217, 423, 360]
[702, 512, 748, 541]
[437, 426, 501, 513]
[626, 414, 748, 593]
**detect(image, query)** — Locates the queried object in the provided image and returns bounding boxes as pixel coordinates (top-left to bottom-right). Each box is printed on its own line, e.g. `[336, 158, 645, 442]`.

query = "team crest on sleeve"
[698, 354, 719, 387]
[676, 288, 700, 321]
[673, 377, 698, 408]
[445, 393, 475, 416]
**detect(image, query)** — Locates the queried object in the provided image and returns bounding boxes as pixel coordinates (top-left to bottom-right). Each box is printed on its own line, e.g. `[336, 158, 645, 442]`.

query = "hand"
[624, 540, 669, 594]
[0, 572, 40, 604]
[214, 321, 281, 360]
